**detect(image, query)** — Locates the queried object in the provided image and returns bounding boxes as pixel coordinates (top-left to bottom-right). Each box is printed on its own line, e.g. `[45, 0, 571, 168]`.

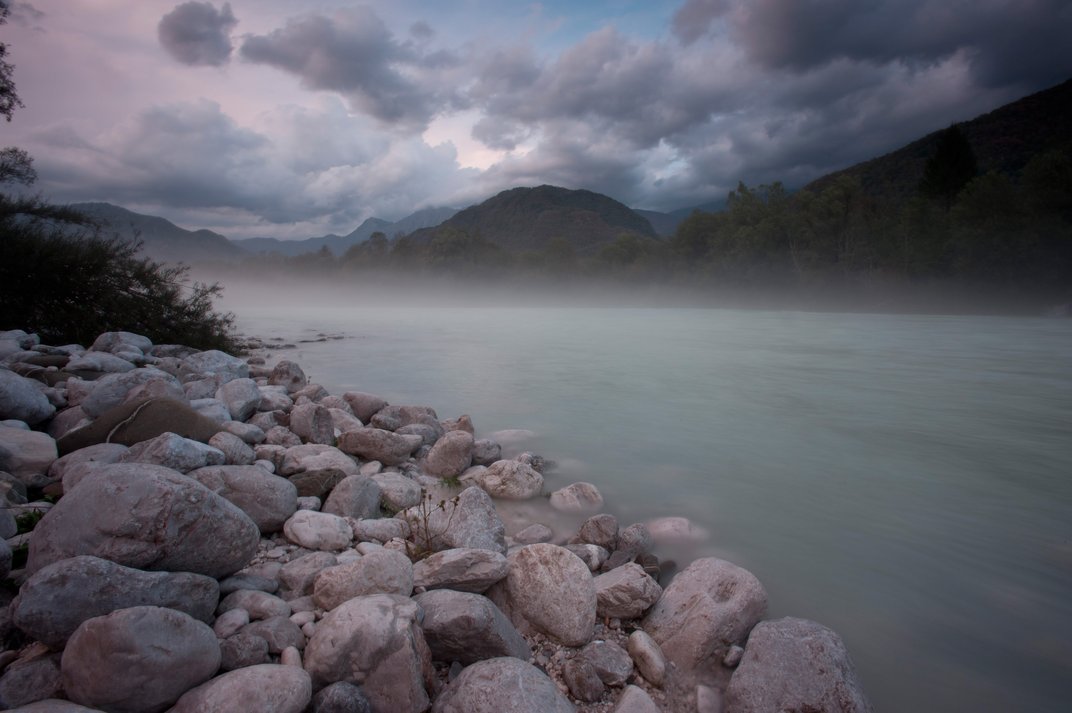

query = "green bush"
[0, 195, 238, 351]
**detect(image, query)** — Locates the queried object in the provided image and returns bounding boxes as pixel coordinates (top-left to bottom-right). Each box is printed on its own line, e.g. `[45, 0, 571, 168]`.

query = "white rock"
[473, 459, 543, 500]
[549, 481, 604, 513]
[282, 510, 353, 551]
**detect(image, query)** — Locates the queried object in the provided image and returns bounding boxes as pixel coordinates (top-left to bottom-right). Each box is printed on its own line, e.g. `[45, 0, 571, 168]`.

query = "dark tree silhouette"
[919, 124, 979, 207]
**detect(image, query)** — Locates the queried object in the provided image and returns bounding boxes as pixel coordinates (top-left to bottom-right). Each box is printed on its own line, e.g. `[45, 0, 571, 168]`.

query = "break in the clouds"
[6, 0, 1072, 238]
[158, 1, 237, 67]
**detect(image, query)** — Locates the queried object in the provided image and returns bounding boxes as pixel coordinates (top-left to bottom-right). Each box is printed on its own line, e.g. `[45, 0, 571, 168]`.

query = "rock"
[289, 403, 334, 445]
[565, 544, 610, 571]
[239, 615, 305, 654]
[312, 681, 372, 713]
[289, 467, 348, 499]
[641, 557, 768, 686]
[470, 439, 501, 466]
[646, 516, 709, 544]
[414, 589, 530, 665]
[422, 430, 473, 479]
[549, 482, 604, 513]
[322, 473, 381, 520]
[594, 563, 663, 619]
[0, 538, 11, 580]
[220, 632, 271, 670]
[604, 522, 654, 570]
[337, 427, 422, 466]
[216, 378, 263, 422]
[279, 552, 338, 597]
[371, 471, 421, 511]
[168, 663, 312, 713]
[90, 331, 152, 354]
[399, 486, 506, 555]
[304, 594, 433, 713]
[341, 391, 388, 422]
[220, 421, 265, 445]
[185, 465, 297, 534]
[208, 431, 256, 465]
[513, 523, 553, 545]
[0, 506, 15, 538]
[613, 685, 660, 713]
[292, 383, 329, 403]
[2, 700, 102, 711]
[12, 555, 219, 648]
[562, 657, 604, 702]
[723, 617, 872, 713]
[185, 376, 226, 401]
[26, 464, 260, 579]
[431, 657, 573, 713]
[312, 549, 413, 610]
[218, 572, 278, 596]
[61, 606, 220, 713]
[190, 398, 232, 424]
[257, 388, 294, 413]
[279, 444, 358, 476]
[182, 350, 249, 382]
[280, 646, 302, 667]
[0, 369, 56, 425]
[213, 608, 250, 638]
[65, 351, 136, 373]
[56, 397, 221, 455]
[0, 427, 57, 486]
[79, 369, 182, 419]
[328, 408, 364, 435]
[396, 423, 439, 447]
[351, 517, 410, 543]
[46, 442, 127, 483]
[485, 543, 596, 647]
[579, 640, 633, 686]
[119, 432, 225, 472]
[473, 459, 543, 500]
[0, 652, 63, 709]
[218, 590, 291, 620]
[46, 406, 88, 440]
[627, 630, 666, 687]
[412, 548, 509, 593]
[268, 360, 308, 394]
[282, 510, 353, 551]
[265, 426, 302, 447]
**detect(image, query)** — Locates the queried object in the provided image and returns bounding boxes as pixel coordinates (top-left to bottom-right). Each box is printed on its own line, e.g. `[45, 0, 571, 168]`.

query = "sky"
[3, 0, 1071, 240]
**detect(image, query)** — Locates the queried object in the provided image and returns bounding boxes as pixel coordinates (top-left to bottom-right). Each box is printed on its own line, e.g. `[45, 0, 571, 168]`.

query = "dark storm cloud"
[671, 0, 728, 45]
[158, 2, 238, 67]
[239, 8, 462, 129]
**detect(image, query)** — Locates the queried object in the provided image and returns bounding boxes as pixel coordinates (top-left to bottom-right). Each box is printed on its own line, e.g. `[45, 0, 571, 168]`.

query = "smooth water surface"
[226, 295, 1072, 713]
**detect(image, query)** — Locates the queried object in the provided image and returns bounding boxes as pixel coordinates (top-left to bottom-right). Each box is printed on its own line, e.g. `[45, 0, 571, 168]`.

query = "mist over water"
[219, 279, 1072, 713]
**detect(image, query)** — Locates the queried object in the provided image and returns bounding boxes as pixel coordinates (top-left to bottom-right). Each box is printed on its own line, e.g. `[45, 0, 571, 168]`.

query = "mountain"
[408, 185, 657, 253]
[233, 207, 458, 257]
[70, 202, 246, 264]
[804, 77, 1072, 201]
[635, 201, 727, 237]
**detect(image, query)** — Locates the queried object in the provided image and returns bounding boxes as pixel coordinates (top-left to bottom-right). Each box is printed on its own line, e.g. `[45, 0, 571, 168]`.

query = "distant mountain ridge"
[408, 185, 657, 253]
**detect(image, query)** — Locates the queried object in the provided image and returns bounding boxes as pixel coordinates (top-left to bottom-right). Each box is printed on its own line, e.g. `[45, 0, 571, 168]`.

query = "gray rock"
[65, 352, 136, 373]
[371, 471, 421, 511]
[565, 544, 610, 571]
[90, 331, 152, 354]
[2, 700, 102, 712]
[641, 557, 768, 687]
[218, 572, 278, 596]
[422, 430, 473, 479]
[184, 376, 226, 401]
[289, 467, 348, 499]
[579, 640, 633, 686]
[399, 486, 507, 555]
[258, 388, 294, 413]
[220, 421, 266, 445]
[645, 516, 709, 544]
[213, 608, 250, 638]
[414, 589, 530, 665]
[724, 617, 873, 713]
[265, 426, 302, 447]
[292, 383, 329, 403]
[279, 552, 338, 597]
[322, 474, 381, 520]
[0, 538, 12, 580]
[549, 482, 604, 513]
[79, 369, 182, 419]
[613, 685, 660, 713]
[208, 432, 256, 465]
[289, 403, 334, 445]
[185, 465, 297, 534]
[26, 464, 260, 579]
[46, 442, 127, 483]
[604, 522, 654, 570]
[0, 369, 55, 425]
[513, 523, 553, 545]
[0, 427, 57, 486]
[168, 663, 312, 713]
[218, 589, 291, 620]
[341, 392, 388, 423]
[46, 406, 88, 441]
[562, 657, 604, 702]
[56, 397, 221, 455]
[312, 682, 371, 713]
[13, 555, 219, 648]
[0, 506, 15, 539]
[470, 439, 501, 466]
[215, 378, 262, 422]
[312, 549, 413, 610]
[575, 514, 619, 550]
[337, 427, 422, 466]
[280, 444, 357, 476]
[412, 548, 509, 593]
[0, 652, 63, 709]
[351, 517, 410, 543]
[189, 398, 232, 425]
[485, 543, 596, 647]
[119, 432, 225, 473]
[220, 632, 271, 670]
[431, 657, 573, 713]
[269, 360, 308, 394]
[304, 594, 433, 713]
[594, 563, 663, 619]
[396, 423, 439, 447]
[627, 630, 666, 687]
[328, 408, 364, 435]
[282, 510, 353, 551]
[239, 615, 305, 654]
[473, 459, 543, 500]
[182, 350, 249, 382]
[61, 606, 220, 713]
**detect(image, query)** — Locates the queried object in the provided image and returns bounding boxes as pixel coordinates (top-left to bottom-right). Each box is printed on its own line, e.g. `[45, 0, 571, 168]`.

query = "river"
[221, 287, 1072, 713]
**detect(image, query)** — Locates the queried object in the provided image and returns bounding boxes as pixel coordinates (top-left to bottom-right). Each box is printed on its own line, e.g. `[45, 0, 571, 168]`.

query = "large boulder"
[0, 651, 63, 709]
[337, 427, 422, 466]
[372, 471, 422, 511]
[724, 617, 873, 713]
[65, 352, 136, 373]
[215, 378, 263, 422]
[0, 368, 55, 425]
[279, 444, 358, 476]
[61, 606, 220, 713]
[185, 465, 298, 534]
[182, 350, 249, 382]
[289, 403, 334, 445]
[341, 391, 387, 423]
[473, 460, 543, 500]
[303, 594, 433, 713]
[46, 442, 127, 483]
[0, 427, 57, 487]
[422, 431, 473, 479]
[399, 486, 507, 555]
[26, 464, 260, 579]
[414, 590, 530, 665]
[312, 549, 413, 610]
[485, 543, 596, 647]
[641, 557, 768, 687]
[79, 369, 181, 419]
[56, 397, 221, 455]
[282, 510, 352, 551]
[119, 432, 225, 473]
[90, 331, 152, 354]
[168, 664, 312, 713]
[321, 474, 381, 520]
[431, 657, 573, 713]
[269, 360, 308, 394]
[549, 482, 604, 513]
[412, 548, 509, 594]
[12, 555, 219, 648]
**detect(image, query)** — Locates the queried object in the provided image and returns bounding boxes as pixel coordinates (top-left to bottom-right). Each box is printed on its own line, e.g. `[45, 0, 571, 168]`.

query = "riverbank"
[0, 327, 872, 712]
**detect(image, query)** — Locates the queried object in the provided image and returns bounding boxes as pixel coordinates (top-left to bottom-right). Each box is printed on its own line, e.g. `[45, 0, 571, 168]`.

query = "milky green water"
[227, 297, 1072, 713]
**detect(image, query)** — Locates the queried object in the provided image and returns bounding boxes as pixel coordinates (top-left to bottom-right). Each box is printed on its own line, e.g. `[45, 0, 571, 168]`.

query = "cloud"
[672, 0, 729, 45]
[158, 1, 238, 67]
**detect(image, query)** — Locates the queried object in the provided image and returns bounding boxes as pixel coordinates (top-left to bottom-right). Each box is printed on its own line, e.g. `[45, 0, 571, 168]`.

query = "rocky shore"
[0, 327, 873, 712]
